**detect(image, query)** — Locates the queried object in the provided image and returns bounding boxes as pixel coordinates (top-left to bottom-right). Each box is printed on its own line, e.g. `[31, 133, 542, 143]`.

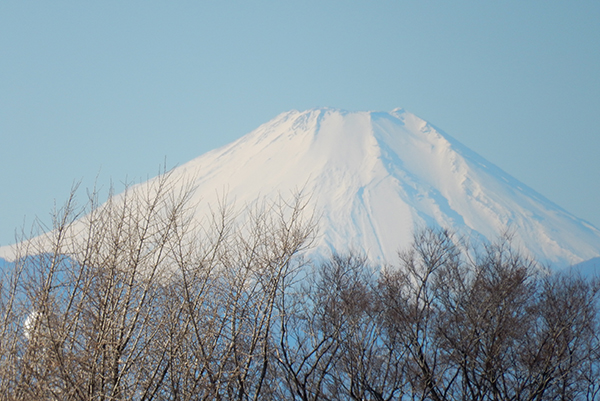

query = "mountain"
[570, 257, 600, 277]
[2, 108, 599, 267]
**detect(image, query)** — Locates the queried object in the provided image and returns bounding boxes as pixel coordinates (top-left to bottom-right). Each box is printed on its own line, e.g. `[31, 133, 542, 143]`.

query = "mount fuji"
[2, 108, 600, 267]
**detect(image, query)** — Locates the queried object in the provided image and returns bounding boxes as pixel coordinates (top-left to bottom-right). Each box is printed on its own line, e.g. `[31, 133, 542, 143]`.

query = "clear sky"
[1, 1, 599, 247]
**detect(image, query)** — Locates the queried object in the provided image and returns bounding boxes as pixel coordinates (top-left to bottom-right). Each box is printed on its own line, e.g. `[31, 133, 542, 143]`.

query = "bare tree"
[164, 193, 316, 400]
[0, 171, 316, 400]
[376, 228, 600, 401]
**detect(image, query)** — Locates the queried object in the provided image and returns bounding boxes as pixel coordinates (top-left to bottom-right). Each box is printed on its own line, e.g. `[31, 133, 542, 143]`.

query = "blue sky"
[1, 1, 599, 247]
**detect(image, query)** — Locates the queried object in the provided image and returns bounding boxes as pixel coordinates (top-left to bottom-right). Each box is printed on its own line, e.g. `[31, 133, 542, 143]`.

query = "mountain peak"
[2, 108, 599, 267]
[165, 108, 600, 267]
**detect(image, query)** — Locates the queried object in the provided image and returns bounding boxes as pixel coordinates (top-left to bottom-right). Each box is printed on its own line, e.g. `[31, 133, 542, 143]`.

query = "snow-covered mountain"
[2, 108, 600, 267]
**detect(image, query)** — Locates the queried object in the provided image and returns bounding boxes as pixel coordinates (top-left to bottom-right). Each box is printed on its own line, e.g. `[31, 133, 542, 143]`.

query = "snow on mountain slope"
[2, 108, 599, 267]
[153, 107, 600, 267]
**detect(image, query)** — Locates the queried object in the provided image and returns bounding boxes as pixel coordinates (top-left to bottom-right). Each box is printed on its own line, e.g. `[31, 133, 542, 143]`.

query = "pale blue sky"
[1, 1, 599, 247]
